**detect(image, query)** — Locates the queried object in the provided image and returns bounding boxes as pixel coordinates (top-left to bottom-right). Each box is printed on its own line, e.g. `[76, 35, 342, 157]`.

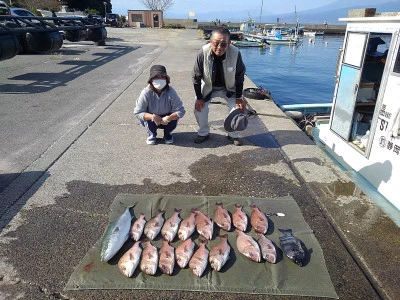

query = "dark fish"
[278, 228, 306, 267]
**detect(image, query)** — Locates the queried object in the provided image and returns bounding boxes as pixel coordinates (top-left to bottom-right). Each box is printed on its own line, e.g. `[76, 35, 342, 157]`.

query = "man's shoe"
[227, 136, 242, 146]
[146, 137, 157, 145]
[164, 133, 174, 144]
[194, 134, 209, 144]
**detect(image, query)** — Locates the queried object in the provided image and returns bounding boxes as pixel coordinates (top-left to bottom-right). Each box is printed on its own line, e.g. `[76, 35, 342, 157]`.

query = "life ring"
[243, 87, 272, 100]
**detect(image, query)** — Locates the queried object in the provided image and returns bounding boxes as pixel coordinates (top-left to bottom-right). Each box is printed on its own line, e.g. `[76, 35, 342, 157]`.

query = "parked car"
[9, 7, 36, 17]
[105, 13, 122, 27]
[92, 14, 103, 23]
[0, 1, 10, 15]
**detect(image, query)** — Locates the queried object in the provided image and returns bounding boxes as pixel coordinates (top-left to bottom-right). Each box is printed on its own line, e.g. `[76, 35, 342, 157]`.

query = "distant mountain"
[164, 1, 400, 24]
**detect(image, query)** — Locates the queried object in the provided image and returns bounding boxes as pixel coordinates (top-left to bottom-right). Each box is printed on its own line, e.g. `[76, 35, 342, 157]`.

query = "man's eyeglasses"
[211, 41, 228, 48]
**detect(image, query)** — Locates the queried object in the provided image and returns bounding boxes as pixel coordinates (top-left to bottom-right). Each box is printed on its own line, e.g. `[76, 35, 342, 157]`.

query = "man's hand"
[236, 98, 246, 110]
[195, 99, 205, 112]
[161, 116, 170, 125]
[152, 114, 162, 126]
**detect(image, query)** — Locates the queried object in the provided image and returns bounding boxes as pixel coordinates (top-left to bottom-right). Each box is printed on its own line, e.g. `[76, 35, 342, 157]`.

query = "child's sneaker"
[164, 133, 173, 144]
[146, 136, 157, 145]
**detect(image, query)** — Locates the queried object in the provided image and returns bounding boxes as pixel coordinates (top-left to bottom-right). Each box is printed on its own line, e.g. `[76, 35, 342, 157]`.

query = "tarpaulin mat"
[65, 194, 338, 298]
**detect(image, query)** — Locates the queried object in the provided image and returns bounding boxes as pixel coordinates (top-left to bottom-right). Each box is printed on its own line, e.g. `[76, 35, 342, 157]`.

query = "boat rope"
[210, 100, 292, 120]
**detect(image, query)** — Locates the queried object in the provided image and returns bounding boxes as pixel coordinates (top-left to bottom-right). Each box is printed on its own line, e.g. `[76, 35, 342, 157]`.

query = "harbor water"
[242, 35, 345, 106]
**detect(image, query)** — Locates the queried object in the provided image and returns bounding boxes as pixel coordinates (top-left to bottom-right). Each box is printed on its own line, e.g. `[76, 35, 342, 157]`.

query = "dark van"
[105, 13, 123, 27]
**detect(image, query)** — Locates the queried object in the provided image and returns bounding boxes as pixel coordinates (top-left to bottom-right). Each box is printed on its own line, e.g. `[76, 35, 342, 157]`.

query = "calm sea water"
[241, 35, 345, 106]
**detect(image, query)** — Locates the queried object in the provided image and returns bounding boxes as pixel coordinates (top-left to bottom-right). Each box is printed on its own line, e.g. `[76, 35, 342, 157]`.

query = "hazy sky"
[110, 0, 392, 16]
[110, 0, 336, 15]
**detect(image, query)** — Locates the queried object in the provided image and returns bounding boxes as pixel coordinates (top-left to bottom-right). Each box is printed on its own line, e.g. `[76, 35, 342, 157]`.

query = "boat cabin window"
[394, 45, 400, 73]
[331, 32, 392, 154]
[351, 33, 390, 151]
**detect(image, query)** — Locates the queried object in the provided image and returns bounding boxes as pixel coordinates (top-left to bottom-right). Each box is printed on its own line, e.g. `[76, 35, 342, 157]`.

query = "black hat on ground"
[224, 108, 248, 132]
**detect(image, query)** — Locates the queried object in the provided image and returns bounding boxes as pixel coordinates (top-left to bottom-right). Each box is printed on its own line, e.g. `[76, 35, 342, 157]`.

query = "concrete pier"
[0, 27, 398, 300]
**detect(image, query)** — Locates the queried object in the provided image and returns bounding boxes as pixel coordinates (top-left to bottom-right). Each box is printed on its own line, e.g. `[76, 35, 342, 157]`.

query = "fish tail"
[278, 228, 292, 235]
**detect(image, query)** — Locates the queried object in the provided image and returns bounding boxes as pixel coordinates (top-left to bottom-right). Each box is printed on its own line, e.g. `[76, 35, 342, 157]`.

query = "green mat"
[65, 194, 338, 298]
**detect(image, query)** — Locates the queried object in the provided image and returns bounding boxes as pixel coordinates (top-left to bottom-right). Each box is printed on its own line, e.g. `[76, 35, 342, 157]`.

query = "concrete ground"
[0, 27, 399, 300]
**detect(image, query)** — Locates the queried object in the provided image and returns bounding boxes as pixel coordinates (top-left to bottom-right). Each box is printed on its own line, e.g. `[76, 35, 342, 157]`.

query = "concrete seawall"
[164, 19, 346, 34]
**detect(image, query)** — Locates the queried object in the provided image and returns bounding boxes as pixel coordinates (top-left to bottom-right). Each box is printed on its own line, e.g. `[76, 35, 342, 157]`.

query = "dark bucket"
[25, 31, 63, 53]
[0, 34, 21, 61]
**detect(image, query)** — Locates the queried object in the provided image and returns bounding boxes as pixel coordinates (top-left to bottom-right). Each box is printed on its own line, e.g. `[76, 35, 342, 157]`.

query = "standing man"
[192, 27, 247, 146]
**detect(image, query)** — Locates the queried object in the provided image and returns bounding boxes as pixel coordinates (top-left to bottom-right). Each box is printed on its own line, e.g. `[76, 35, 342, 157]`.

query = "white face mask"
[152, 79, 167, 90]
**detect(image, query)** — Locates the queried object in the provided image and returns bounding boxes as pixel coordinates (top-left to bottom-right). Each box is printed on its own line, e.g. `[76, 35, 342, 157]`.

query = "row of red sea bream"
[100, 203, 306, 278]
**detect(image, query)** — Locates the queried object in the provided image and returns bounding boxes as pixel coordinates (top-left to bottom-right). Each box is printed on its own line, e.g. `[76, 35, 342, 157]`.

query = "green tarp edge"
[65, 194, 338, 299]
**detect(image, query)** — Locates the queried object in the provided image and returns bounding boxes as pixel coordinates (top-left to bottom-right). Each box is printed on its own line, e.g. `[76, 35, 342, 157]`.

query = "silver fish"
[100, 206, 132, 262]
[279, 228, 306, 267]
[161, 208, 182, 242]
[158, 239, 175, 275]
[144, 209, 165, 240]
[117, 241, 142, 277]
[209, 234, 231, 271]
[140, 239, 158, 275]
[193, 208, 214, 240]
[130, 212, 146, 241]
[232, 204, 248, 232]
[178, 211, 196, 241]
[250, 204, 268, 234]
[213, 202, 231, 231]
[236, 229, 261, 262]
[257, 233, 277, 264]
[189, 239, 209, 277]
[175, 238, 195, 268]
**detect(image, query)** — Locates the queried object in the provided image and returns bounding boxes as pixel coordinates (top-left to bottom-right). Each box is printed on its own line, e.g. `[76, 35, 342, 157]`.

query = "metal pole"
[103, 2, 107, 17]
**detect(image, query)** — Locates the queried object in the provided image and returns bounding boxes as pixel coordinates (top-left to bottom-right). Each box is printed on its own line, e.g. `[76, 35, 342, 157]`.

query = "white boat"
[240, 19, 300, 45]
[231, 40, 267, 47]
[244, 32, 299, 45]
[314, 8, 400, 212]
[303, 30, 316, 37]
[303, 30, 325, 37]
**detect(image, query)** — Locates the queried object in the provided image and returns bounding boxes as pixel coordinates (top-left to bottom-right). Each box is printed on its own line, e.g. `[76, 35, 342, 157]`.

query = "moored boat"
[303, 30, 316, 37]
[231, 40, 267, 47]
[313, 8, 400, 213]
[244, 32, 299, 45]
